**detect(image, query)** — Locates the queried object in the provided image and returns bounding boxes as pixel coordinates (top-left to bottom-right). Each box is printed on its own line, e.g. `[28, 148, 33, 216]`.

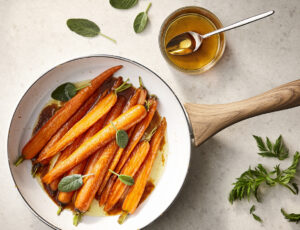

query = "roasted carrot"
[37, 79, 128, 163]
[119, 118, 167, 223]
[98, 98, 157, 205]
[32, 90, 103, 171]
[75, 140, 119, 213]
[20, 65, 122, 161]
[104, 140, 150, 212]
[97, 88, 147, 201]
[42, 104, 147, 184]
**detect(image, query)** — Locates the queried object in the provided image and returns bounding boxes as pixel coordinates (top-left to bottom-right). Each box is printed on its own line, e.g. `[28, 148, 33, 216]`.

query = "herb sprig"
[229, 152, 300, 203]
[58, 173, 94, 192]
[250, 205, 263, 223]
[51, 82, 91, 102]
[133, 3, 151, 33]
[281, 208, 300, 223]
[253, 135, 289, 160]
[109, 169, 134, 185]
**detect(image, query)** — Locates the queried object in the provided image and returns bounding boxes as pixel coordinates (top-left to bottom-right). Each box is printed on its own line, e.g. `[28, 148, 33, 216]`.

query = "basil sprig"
[58, 173, 94, 192]
[111, 122, 129, 148]
[110, 0, 138, 9]
[51, 82, 90, 102]
[109, 169, 134, 186]
[67, 18, 116, 43]
[133, 3, 151, 33]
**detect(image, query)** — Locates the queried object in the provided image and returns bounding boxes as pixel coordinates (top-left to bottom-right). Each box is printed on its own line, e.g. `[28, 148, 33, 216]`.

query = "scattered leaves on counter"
[281, 208, 300, 223]
[253, 135, 289, 160]
[133, 3, 151, 33]
[109, 169, 134, 185]
[229, 152, 300, 203]
[110, 0, 138, 9]
[66, 18, 116, 43]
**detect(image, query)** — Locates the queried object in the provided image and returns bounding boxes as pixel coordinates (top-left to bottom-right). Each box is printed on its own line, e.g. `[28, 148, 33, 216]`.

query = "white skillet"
[7, 55, 300, 230]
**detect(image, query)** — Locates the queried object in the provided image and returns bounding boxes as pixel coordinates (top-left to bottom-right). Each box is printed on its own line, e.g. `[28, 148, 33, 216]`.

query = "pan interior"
[7, 55, 191, 230]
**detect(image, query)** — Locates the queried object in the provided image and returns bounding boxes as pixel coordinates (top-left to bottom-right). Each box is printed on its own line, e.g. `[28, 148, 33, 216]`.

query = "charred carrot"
[20, 65, 122, 161]
[37, 80, 130, 163]
[42, 104, 147, 184]
[104, 140, 150, 212]
[119, 118, 167, 223]
[98, 92, 150, 204]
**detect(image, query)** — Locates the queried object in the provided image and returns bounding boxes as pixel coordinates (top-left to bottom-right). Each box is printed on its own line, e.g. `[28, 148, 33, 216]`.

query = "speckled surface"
[1, 0, 300, 229]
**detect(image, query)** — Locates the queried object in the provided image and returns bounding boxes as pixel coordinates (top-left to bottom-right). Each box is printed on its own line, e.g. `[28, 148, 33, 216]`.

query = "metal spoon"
[166, 10, 275, 56]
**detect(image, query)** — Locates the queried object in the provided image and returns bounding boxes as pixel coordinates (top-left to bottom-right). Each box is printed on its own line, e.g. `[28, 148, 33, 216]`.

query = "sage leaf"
[111, 122, 129, 148]
[51, 82, 77, 102]
[58, 173, 93, 192]
[58, 174, 83, 192]
[67, 18, 116, 43]
[67, 18, 100, 37]
[109, 169, 134, 186]
[133, 3, 151, 33]
[110, 0, 138, 9]
[116, 130, 129, 148]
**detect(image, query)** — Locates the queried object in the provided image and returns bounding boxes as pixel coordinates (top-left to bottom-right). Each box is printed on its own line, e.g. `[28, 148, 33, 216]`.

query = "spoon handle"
[202, 10, 275, 39]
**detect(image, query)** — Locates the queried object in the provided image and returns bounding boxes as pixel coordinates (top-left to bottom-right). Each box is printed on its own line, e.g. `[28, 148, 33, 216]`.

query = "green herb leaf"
[252, 213, 263, 223]
[250, 205, 256, 214]
[281, 208, 300, 222]
[253, 135, 289, 160]
[58, 173, 93, 192]
[133, 3, 151, 33]
[110, 0, 138, 9]
[109, 169, 134, 186]
[67, 18, 100, 37]
[51, 82, 77, 102]
[229, 152, 300, 204]
[67, 18, 116, 43]
[111, 122, 129, 148]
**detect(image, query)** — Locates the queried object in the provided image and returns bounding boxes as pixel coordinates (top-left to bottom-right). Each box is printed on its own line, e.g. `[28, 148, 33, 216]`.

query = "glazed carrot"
[37, 79, 127, 163]
[42, 104, 147, 184]
[119, 118, 167, 222]
[97, 89, 147, 201]
[104, 141, 150, 212]
[75, 140, 119, 213]
[98, 92, 150, 204]
[34, 90, 102, 168]
[48, 134, 86, 192]
[21, 65, 122, 160]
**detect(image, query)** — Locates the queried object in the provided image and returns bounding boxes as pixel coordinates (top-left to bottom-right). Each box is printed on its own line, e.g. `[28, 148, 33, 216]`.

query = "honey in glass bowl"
[159, 7, 226, 74]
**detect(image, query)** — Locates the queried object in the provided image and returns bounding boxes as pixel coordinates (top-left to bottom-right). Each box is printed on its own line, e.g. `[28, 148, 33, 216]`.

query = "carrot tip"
[14, 155, 24, 167]
[73, 212, 82, 226]
[118, 211, 128, 224]
[57, 206, 63, 216]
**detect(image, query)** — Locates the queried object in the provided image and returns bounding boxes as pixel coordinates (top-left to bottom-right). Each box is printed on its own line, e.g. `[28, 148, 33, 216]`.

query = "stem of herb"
[142, 127, 157, 142]
[110, 122, 118, 132]
[73, 212, 82, 226]
[31, 163, 41, 177]
[81, 173, 94, 179]
[109, 169, 120, 177]
[280, 183, 298, 194]
[139, 76, 144, 88]
[145, 2, 152, 14]
[114, 79, 132, 94]
[14, 155, 24, 166]
[57, 206, 63, 216]
[118, 211, 128, 224]
[76, 82, 91, 91]
[99, 32, 117, 44]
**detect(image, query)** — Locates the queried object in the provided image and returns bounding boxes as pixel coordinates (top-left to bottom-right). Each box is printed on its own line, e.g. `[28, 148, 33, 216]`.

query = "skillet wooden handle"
[184, 80, 300, 146]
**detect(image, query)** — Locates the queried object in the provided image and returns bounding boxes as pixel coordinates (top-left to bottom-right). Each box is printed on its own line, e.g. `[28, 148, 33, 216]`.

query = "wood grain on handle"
[184, 80, 300, 146]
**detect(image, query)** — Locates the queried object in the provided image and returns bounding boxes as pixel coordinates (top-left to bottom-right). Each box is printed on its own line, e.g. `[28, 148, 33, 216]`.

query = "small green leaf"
[67, 18, 100, 37]
[119, 174, 135, 186]
[133, 3, 151, 33]
[116, 130, 129, 148]
[250, 205, 255, 214]
[51, 82, 77, 102]
[252, 213, 263, 222]
[281, 208, 300, 222]
[110, 0, 138, 9]
[58, 174, 83, 192]
[109, 169, 134, 186]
